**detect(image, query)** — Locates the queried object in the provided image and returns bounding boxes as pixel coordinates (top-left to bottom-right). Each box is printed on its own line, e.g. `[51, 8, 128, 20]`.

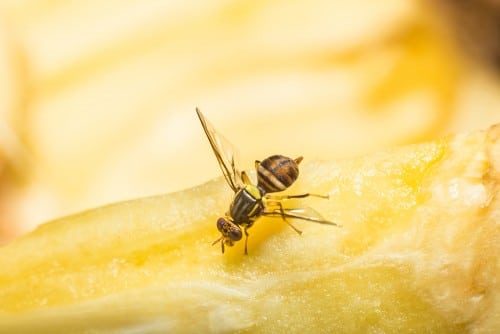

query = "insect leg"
[243, 225, 250, 255]
[212, 236, 224, 253]
[265, 200, 303, 235]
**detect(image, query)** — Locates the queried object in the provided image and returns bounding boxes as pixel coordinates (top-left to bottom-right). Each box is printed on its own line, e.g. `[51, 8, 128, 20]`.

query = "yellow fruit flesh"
[0, 125, 499, 333]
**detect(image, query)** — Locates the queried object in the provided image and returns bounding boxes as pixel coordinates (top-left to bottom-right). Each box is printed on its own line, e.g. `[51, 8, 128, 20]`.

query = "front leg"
[243, 225, 250, 255]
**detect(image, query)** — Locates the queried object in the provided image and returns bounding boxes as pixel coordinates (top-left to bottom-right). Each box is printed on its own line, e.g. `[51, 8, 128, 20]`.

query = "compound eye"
[216, 218, 228, 232]
[228, 228, 242, 241]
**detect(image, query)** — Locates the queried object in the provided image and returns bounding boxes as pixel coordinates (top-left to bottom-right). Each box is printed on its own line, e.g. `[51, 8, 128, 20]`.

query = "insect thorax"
[257, 155, 300, 193]
[229, 184, 262, 224]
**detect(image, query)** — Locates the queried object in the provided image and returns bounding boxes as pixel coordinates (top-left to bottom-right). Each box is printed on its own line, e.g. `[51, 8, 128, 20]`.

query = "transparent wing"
[196, 108, 244, 192]
[263, 207, 341, 227]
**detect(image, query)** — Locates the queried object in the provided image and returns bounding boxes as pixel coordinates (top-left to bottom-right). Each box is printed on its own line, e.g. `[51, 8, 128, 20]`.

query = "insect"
[196, 108, 339, 255]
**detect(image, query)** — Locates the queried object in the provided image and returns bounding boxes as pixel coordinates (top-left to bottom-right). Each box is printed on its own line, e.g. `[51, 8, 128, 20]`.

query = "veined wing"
[263, 207, 341, 227]
[196, 108, 243, 192]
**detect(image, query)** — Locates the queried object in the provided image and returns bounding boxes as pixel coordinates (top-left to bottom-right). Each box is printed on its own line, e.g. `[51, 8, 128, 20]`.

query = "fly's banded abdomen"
[229, 185, 262, 223]
[257, 155, 301, 193]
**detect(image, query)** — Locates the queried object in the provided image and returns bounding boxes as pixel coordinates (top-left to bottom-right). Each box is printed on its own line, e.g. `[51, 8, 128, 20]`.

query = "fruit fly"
[196, 108, 339, 255]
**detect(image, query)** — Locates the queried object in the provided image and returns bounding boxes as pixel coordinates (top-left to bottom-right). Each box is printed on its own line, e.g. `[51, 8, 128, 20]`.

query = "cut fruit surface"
[0, 124, 498, 333]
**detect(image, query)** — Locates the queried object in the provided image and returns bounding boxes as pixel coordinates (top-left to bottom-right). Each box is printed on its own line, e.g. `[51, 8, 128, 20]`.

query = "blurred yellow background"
[0, 0, 499, 243]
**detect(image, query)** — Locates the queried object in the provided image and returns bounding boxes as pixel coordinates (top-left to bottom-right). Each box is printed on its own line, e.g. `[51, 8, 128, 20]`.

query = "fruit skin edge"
[0, 124, 498, 333]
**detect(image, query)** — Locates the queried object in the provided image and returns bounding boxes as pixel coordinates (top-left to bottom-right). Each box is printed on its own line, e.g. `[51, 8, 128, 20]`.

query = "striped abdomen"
[257, 155, 302, 193]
